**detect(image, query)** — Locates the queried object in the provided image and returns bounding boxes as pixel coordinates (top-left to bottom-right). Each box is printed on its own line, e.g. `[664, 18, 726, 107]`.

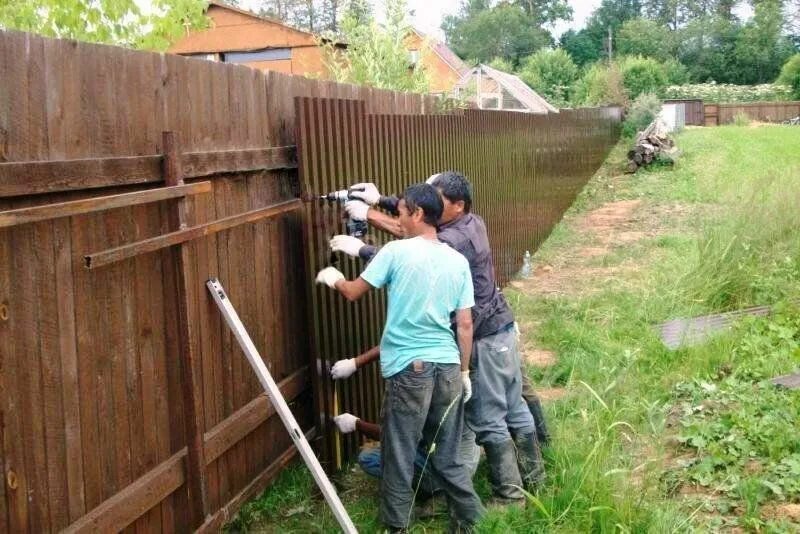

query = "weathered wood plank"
[163, 131, 208, 527]
[84, 198, 302, 269]
[0, 147, 296, 198]
[0, 182, 211, 228]
[204, 366, 309, 463]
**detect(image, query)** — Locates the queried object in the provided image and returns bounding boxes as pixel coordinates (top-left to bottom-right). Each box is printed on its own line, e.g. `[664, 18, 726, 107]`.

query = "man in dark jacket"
[329, 172, 547, 506]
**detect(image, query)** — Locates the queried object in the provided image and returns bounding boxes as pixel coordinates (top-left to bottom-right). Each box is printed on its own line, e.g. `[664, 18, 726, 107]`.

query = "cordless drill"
[320, 189, 369, 238]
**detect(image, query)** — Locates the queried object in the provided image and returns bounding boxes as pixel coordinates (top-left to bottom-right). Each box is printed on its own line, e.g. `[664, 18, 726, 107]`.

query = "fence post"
[162, 131, 209, 527]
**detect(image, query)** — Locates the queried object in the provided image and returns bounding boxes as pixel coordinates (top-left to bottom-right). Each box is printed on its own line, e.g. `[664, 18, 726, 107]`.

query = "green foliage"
[322, 0, 429, 93]
[663, 82, 793, 103]
[442, 2, 551, 68]
[0, 0, 208, 51]
[621, 92, 661, 137]
[617, 55, 668, 100]
[777, 54, 800, 99]
[616, 17, 673, 62]
[487, 56, 513, 73]
[573, 62, 628, 106]
[666, 308, 800, 526]
[662, 58, 690, 85]
[517, 48, 578, 107]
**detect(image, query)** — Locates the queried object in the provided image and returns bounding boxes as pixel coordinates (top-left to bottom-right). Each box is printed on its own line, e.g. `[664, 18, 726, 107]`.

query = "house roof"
[170, 1, 341, 54]
[410, 28, 469, 76]
[456, 64, 559, 114]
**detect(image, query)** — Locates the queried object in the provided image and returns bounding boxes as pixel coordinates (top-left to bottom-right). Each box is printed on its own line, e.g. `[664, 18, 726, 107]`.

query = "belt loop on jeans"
[412, 360, 423, 373]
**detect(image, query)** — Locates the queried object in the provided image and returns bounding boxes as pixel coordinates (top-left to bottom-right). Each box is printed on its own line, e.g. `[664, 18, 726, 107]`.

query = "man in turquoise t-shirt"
[316, 184, 485, 532]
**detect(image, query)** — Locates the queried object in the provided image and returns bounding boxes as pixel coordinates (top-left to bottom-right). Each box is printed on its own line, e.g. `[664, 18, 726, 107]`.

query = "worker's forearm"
[334, 279, 362, 301]
[367, 208, 403, 237]
[457, 325, 473, 371]
[354, 345, 380, 368]
[356, 419, 381, 441]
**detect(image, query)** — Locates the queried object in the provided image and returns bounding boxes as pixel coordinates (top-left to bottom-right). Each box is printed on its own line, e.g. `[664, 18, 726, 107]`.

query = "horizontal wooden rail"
[204, 366, 309, 464]
[63, 369, 311, 533]
[0, 146, 297, 198]
[182, 146, 297, 178]
[84, 198, 303, 269]
[0, 182, 211, 228]
[197, 430, 314, 534]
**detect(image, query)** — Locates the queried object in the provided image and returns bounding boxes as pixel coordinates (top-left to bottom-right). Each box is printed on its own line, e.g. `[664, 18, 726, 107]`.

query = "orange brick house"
[404, 28, 469, 94]
[169, 2, 469, 93]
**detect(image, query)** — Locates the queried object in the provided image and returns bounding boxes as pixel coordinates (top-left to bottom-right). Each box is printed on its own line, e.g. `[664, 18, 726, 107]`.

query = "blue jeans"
[380, 361, 485, 528]
[357, 425, 480, 486]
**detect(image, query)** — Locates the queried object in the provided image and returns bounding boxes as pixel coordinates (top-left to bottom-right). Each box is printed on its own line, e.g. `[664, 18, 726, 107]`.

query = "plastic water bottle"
[520, 250, 532, 278]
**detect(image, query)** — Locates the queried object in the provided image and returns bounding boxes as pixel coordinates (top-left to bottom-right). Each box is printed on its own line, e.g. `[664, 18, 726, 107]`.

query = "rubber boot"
[514, 430, 546, 490]
[483, 439, 525, 504]
[522, 380, 551, 446]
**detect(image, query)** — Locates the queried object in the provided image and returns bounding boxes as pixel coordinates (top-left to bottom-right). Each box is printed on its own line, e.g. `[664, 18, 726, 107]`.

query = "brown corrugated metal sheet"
[296, 98, 621, 465]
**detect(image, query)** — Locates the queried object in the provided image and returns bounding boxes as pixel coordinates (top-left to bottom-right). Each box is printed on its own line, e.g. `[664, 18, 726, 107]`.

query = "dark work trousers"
[380, 361, 485, 529]
[466, 325, 536, 444]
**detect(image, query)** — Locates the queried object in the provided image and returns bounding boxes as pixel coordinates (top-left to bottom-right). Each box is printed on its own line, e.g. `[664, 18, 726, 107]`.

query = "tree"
[518, 48, 579, 106]
[560, 29, 602, 65]
[777, 53, 800, 98]
[0, 0, 208, 50]
[512, 0, 573, 26]
[323, 0, 429, 92]
[732, 0, 795, 83]
[617, 55, 668, 98]
[442, 2, 551, 67]
[616, 17, 674, 60]
[560, 0, 643, 65]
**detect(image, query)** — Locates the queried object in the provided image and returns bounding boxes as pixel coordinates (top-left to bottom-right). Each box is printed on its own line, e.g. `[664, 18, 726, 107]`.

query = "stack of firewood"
[626, 119, 679, 173]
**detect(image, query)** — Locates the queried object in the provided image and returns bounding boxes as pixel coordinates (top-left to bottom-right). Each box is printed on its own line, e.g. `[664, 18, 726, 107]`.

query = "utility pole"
[607, 26, 613, 62]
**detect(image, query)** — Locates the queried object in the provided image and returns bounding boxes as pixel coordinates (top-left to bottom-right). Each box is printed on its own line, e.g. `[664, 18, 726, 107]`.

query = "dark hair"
[429, 171, 472, 213]
[400, 184, 443, 226]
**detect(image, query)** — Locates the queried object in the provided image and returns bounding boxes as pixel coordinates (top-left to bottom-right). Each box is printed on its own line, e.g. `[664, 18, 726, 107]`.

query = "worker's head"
[428, 171, 472, 224]
[397, 183, 443, 237]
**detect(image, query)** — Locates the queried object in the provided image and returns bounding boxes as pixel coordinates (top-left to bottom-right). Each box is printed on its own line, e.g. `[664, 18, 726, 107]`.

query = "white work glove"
[330, 235, 365, 258]
[331, 358, 357, 380]
[348, 182, 381, 205]
[344, 199, 369, 221]
[334, 413, 359, 434]
[461, 371, 472, 403]
[315, 266, 345, 288]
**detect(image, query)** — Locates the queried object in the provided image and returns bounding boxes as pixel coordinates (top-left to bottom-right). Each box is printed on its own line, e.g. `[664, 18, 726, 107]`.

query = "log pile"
[626, 119, 679, 173]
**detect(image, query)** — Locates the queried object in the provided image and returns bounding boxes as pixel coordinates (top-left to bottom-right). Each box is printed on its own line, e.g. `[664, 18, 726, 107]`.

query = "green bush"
[621, 93, 662, 137]
[572, 63, 628, 107]
[618, 55, 668, 100]
[663, 59, 690, 86]
[776, 53, 800, 99]
[518, 48, 579, 107]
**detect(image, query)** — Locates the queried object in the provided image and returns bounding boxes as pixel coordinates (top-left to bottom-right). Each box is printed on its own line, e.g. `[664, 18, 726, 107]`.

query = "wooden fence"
[704, 101, 800, 125]
[0, 30, 620, 532]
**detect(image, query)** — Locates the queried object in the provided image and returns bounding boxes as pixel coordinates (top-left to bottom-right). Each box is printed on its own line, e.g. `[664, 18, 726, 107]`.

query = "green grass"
[228, 125, 800, 533]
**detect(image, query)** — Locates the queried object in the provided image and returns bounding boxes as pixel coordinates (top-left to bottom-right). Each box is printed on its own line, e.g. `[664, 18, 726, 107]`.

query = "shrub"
[572, 63, 628, 107]
[662, 82, 792, 103]
[618, 55, 668, 100]
[663, 59, 690, 86]
[733, 111, 751, 126]
[776, 53, 800, 99]
[518, 48, 579, 107]
[621, 92, 662, 137]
